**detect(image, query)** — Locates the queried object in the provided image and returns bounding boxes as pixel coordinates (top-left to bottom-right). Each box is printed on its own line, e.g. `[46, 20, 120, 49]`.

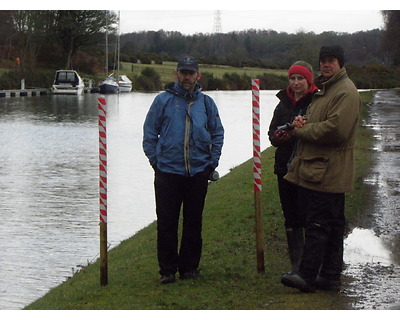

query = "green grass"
[120, 61, 287, 84]
[25, 91, 375, 310]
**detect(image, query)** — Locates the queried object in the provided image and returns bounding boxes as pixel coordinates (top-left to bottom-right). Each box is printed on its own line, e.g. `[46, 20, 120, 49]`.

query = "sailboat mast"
[105, 11, 108, 76]
[117, 11, 120, 80]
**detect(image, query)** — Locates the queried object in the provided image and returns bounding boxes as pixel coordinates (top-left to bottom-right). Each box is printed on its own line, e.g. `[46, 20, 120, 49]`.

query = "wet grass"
[25, 91, 375, 310]
[345, 90, 376, 227]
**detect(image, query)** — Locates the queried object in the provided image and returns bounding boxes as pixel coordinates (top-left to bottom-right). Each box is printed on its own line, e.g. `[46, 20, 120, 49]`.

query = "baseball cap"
[177, 56, 199, 72]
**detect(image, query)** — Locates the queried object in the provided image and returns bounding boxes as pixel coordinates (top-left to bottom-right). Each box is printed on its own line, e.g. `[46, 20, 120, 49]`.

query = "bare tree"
[12, 11, 54, 70]
[0, 11, 18, 62]
[53, 10, 117, 69]
[381, 10, 400, 66]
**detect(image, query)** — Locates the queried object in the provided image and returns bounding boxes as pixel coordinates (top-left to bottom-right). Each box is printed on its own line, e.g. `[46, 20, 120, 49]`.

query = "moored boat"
[99, 76, 119, 94]
[51, 70, 84, 95]
[118, 75, 132, 92]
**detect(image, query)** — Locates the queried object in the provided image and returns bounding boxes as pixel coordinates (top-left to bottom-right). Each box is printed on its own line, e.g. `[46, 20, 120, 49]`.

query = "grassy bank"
[25, 91, 375, 310]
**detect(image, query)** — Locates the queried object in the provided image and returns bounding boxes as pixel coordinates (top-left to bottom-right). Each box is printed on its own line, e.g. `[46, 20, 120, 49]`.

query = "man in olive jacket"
[281, 45, 361, 292]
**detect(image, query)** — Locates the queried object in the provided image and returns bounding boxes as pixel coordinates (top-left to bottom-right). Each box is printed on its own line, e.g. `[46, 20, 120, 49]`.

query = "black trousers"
[297, 187, 345, 284]
[277, 175, 304, 229]
[154, 169, 209, 276]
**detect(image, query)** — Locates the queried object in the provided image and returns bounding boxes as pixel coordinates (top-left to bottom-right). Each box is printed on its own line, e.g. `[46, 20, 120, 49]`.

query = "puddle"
[341, 90, 400, 310]
[344, 228, 392, 265]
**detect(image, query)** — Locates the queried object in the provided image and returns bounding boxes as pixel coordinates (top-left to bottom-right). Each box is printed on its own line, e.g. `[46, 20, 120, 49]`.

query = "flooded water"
[0, 90, 277, 309]
[342, 90, 400, 310]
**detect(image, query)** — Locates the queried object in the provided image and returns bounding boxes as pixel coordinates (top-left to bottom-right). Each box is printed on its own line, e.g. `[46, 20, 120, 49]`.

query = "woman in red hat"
[268, 61, 318, 274]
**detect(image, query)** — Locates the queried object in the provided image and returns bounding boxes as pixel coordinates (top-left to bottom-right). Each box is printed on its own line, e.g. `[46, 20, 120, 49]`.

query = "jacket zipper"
[184, 102, 192, 176]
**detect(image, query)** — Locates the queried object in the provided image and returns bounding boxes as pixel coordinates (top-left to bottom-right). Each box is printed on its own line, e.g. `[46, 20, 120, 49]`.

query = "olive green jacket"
[284, 68, 361, 193]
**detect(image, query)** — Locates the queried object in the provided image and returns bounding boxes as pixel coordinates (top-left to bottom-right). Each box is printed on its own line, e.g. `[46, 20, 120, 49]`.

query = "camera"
[209, 170, 220, 181]
[277, 123, 294, 131]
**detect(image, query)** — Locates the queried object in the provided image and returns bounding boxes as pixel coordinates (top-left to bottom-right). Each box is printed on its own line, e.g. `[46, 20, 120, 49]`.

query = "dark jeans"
[297, 187, 345, 284]
[154, 169, 209, 276]
[277, 175, 304, 228]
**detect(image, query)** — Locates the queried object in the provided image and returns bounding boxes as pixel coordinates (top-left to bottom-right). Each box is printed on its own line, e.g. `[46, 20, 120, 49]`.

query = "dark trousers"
[297, 187, 345, 284]
[154, 170, 209, 276]
[277, 175, 304, 228]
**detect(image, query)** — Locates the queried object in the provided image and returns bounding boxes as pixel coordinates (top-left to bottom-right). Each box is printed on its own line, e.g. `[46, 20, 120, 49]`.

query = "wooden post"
[252, 79, 265, 273]
[100, 222, 108, 286]
[98, 97, 108, 286]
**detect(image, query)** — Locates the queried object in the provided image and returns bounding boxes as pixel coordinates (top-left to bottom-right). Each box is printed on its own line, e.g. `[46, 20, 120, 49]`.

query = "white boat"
[99, 76, 119, 94]
[51, 70, 84, 95]
[118, 75, 132, 92]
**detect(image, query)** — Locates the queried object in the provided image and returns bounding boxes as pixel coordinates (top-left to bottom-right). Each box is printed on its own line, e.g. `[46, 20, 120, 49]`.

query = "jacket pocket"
[299, 156, 329, 183]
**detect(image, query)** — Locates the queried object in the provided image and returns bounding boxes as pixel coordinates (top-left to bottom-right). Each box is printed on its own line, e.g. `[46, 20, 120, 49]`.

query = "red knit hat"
[288, 65, 313, 86]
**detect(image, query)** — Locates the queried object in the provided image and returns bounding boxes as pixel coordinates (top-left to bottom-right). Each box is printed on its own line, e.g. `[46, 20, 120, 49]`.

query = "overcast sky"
[11, 1, 397, 35]
[119, 10, 384, 35]
[114, 0, 400, 35]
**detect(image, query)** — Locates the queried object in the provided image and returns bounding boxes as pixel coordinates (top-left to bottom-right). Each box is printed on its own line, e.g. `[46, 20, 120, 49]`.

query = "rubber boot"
[285, 227, 304, 273]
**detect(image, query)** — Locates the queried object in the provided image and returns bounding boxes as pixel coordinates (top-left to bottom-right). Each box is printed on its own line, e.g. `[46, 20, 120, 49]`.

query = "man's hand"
[287, 115, 308, 136]
[292, 115, 307, 128]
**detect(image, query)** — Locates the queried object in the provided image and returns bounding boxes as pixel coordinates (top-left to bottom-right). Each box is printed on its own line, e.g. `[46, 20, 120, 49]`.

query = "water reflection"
[0, 96, 100, 309]
[344, 228, 392, 265]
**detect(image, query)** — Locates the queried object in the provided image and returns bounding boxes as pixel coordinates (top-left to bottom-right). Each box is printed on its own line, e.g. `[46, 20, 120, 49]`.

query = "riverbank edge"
[24, 90, 376, 310]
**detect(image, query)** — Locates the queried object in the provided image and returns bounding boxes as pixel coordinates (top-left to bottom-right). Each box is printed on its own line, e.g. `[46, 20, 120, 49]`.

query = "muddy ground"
[341, 90, 400, 310]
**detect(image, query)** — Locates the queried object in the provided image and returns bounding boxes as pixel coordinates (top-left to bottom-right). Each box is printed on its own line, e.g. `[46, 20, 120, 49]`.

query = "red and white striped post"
[98, 97, 108, 286]
[252, 79, 265, 273]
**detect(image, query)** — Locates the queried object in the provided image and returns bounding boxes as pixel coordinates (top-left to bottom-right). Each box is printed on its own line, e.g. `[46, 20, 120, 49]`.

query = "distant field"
[120, 61, 287, 83]
[0, 62, 287, 89]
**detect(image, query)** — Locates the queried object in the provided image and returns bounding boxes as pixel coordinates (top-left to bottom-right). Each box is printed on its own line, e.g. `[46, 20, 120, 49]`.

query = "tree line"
[121, 28, 385, 69]
[120, 11, 400, 70]
[0, 10, 117, 72]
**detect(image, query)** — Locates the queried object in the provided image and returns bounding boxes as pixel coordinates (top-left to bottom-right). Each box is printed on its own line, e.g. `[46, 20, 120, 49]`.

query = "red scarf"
[286, 83, 318, 105]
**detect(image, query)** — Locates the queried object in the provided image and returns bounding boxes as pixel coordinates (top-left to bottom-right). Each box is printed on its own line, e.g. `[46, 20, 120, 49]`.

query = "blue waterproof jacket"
[143, 82, 224, 177]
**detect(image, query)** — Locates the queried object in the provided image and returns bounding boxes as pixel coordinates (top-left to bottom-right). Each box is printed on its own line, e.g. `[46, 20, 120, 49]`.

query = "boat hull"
[99, 83, 119, 94]
[99, 77, 119, 94]
[51, 85, 84, 95]
[118, 84, 132, 92]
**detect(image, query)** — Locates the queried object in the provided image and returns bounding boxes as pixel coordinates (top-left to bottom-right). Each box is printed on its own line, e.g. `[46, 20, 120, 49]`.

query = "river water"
[1, 89, 399, 310]
[0, 90, 276, 309]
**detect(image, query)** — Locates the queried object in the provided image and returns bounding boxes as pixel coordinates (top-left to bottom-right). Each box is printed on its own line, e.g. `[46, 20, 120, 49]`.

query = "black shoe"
[160, 274, 176, 284]
[315, 275, 341, 291]
[180, 269, 202, 280]
[281, 272, 315, 293]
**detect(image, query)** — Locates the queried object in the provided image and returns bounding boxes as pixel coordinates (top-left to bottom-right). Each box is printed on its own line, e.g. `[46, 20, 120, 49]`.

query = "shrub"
[133, 67, 162, 91]
[257, 73, 288, 90]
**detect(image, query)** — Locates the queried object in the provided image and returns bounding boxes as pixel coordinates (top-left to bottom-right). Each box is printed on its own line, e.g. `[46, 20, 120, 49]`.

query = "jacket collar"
[277, 84, 318, 105]
[165, 81, 202, 101]
[315, 67, 348, 92]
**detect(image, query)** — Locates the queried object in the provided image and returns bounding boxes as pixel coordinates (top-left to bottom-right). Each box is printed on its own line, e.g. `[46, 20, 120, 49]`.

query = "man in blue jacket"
[143, 56, 224, 284]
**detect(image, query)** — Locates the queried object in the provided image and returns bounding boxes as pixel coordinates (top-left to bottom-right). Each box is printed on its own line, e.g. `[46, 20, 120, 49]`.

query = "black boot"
[281, 272, 315, 293]
[285, 227, 304, 273]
